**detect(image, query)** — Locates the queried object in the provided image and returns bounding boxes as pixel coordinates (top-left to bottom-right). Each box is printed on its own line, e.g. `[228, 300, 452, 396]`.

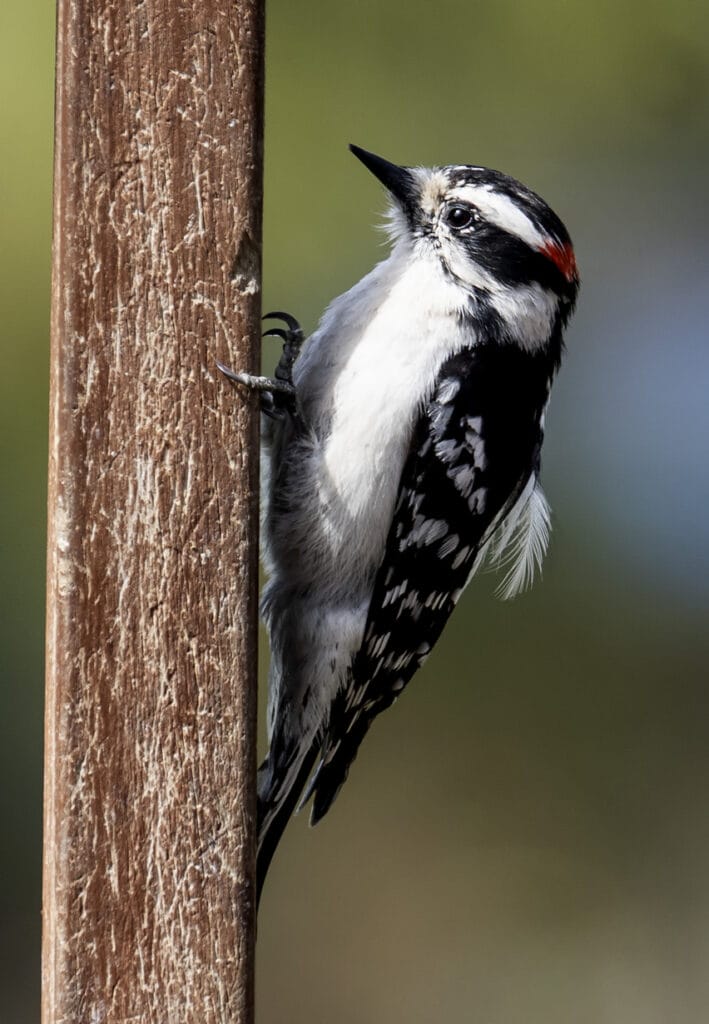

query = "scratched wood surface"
[43, 0, 263, 1020]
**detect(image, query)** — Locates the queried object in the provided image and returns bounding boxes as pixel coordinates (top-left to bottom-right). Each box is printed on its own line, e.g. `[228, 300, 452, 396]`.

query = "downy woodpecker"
[220, 146, 579, 900]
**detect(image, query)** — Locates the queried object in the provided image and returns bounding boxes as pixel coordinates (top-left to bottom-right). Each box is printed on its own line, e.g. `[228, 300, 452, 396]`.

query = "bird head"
[350, 144, 579, 347]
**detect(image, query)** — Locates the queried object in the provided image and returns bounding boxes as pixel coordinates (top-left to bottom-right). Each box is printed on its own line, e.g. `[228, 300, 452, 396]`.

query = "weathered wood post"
[43, 0, 263, 1020]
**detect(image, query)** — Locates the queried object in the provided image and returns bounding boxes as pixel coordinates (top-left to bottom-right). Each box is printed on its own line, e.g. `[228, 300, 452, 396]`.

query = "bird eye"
[445, 204, 475, 229]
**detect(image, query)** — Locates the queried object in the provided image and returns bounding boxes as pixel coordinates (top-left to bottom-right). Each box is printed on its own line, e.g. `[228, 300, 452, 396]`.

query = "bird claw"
[263, 311, 304, 388]
[215, 361, 253, 388]
[263, 311, 304, 341]
[218, 311, 304, 422]
[217, 364, 295, 397]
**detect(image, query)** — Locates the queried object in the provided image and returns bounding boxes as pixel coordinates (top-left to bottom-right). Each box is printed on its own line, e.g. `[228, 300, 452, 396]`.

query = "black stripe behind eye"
[462, 223, 570, 293]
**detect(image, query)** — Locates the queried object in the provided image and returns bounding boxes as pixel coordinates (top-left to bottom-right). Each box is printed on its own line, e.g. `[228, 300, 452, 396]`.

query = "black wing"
[307, 343, 554, 822]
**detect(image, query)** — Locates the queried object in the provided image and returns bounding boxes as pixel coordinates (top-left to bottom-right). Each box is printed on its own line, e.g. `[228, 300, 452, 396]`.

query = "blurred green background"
[3, 0, 709, 1020]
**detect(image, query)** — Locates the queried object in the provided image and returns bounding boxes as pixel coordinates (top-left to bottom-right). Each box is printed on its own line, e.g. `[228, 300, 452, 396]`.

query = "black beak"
[349, 145, 416, 208]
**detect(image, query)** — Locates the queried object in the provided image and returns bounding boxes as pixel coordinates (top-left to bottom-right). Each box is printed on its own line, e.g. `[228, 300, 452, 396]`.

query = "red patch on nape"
[540, 239, 578, 283]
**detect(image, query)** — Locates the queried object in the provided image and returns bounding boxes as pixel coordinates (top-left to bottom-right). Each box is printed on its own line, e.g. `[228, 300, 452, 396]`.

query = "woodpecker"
[219, 146, 579, 901]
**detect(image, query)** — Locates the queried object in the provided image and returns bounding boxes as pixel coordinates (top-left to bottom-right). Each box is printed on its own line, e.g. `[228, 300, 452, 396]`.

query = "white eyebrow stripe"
[449, 184, 547, 251]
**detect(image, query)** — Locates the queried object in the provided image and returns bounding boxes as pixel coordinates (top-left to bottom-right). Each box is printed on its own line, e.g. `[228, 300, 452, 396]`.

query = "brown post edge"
[43, 0, 264, 1021]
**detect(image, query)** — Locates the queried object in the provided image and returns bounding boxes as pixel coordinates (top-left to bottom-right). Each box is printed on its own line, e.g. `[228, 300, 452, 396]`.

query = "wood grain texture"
[43, 0, 263, 1020]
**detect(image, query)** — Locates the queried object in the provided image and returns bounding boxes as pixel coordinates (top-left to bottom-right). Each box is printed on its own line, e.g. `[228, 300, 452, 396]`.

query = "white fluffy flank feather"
[483, 478, 552, 600]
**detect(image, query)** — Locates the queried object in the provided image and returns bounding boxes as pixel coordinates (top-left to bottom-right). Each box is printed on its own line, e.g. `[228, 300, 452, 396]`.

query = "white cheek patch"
[442, 244, 557, 351]
[449, 183, 547, 252]
[488, 282, 558, 350]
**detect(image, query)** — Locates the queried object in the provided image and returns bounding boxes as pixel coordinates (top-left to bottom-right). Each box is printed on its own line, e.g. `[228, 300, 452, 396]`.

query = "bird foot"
[218, 312, 304, 420]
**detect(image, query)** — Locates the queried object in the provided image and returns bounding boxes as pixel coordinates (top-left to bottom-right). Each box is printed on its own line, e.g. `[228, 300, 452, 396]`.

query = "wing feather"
[306, 342, 555, 821]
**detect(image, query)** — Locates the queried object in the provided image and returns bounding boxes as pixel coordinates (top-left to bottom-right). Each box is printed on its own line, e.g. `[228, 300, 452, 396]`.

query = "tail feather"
[256, 738, 320, 904]
[307, 712, 372, 826]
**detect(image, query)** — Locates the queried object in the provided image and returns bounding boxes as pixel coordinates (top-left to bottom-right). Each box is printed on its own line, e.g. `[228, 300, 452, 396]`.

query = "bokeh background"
[2, 0, 709, 1020]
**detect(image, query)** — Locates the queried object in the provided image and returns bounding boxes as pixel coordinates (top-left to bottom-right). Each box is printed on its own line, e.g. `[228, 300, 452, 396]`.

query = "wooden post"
[43, 0, 263, 1021]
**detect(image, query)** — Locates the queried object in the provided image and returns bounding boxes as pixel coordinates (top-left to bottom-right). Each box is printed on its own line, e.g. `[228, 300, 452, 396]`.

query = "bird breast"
[290, 245, 473, 596]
